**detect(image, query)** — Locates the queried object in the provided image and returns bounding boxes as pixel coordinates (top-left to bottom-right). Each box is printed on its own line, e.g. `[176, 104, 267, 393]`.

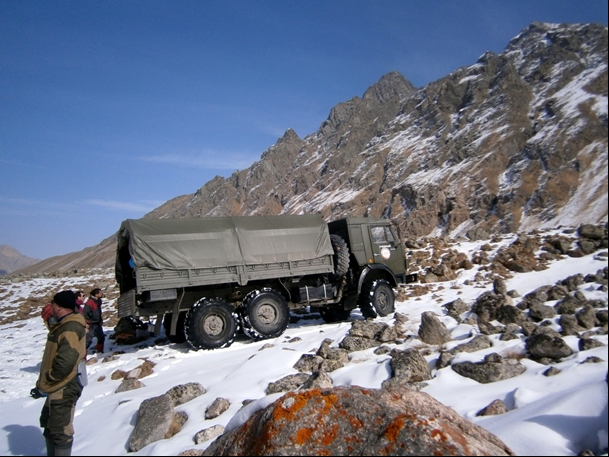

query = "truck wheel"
[240, 288, 290, 340]
[185, 298, 238, 350]
[163, 312, 187, 343]
[330, 234, 350, 277]
[319, 307, 351, 323]
[358, 279, 395, 318]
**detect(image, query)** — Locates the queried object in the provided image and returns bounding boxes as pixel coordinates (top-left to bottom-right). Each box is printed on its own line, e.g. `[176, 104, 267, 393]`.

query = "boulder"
[201, 386, 514, 456]
[205, 397, 231, 420]
[452, 353, 526, 384]
[166, 382, 206, 407]
[293, 354, 324, 373]
[266, 373, 310, 395]
[418, 312, 451, 345]
[496, 305, 526, 325]
[448, 335, 493, 355]
[576, 305, 599, 329]
[300, 371, 333, 390]
[528, 302, 556, 322]
[493, 278, 508, 296]
[578, 337, 606, 351]
[388, 348, 432, 383]
[348, 320, 389, 340]
[129, 394, 175, 452]
[115, 378, 145, 393]
[559, 314, 585, 336]
[526, 327, 573, 360]
[472, 292, 508, 321]
[476, 399, 508, 416]
[554, 295, 582, 314]
[194, 425, 225, 445]
[338, 336, 380, 352]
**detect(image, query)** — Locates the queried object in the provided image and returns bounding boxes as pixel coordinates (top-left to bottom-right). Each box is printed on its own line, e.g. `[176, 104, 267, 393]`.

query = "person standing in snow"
[41, 291, 85, 329]
[74, 290, 85, 315]
[83, 288, 105, 353]
[30, 290, 87, 457]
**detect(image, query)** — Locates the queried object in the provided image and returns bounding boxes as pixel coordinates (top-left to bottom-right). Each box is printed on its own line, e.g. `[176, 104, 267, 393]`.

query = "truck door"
[368, 225, 404, 274]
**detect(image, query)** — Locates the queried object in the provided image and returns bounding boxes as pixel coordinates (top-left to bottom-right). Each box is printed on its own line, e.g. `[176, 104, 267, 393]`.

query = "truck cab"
[327, 218, 416, 319]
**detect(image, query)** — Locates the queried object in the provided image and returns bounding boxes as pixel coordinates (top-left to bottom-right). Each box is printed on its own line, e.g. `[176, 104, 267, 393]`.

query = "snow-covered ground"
[0, 230, 607, 456]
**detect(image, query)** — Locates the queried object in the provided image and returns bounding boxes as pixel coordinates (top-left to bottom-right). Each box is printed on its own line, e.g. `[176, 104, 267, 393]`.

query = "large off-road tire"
[240, 288, 290, 340]
[358, 279, 395, 319]
[185, 298, 238, 350]
[163, 312, 187, 343]
[319, 307, 351, 323]
[330, 234, 350, 277]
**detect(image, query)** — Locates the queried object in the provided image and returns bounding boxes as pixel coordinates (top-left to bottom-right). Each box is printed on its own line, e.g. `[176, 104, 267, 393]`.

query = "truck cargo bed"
[116, 214, 335, 294]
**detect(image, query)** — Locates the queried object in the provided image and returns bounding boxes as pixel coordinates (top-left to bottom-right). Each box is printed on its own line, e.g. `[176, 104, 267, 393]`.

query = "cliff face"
[17, 22, 608, 274]
[153, 22, 607, 240]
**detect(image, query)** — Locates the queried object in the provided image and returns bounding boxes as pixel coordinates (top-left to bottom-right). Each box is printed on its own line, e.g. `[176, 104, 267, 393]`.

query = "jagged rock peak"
[505, 21, 608, 58]
[363, 71, 417, 104]
[279, 128, 301, 142]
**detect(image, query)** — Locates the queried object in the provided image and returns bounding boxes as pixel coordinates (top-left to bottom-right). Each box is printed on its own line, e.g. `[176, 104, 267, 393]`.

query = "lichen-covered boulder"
[202, 386, 514, 456]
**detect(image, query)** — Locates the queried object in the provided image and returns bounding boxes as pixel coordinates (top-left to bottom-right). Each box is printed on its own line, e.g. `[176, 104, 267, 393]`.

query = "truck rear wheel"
[358, 279, 395, 319]
[163, 312, 187, 344]
[240, 288, 290, 340]
[185, 298, 238, 350]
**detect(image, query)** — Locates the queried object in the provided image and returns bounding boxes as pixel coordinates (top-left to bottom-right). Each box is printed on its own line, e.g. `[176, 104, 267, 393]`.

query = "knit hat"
[53, 290, 77, 310]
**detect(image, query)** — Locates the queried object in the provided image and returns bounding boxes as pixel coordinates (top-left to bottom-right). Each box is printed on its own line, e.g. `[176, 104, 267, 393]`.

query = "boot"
[54, 444, 72, 456]
[96, 343, 104, 353]
[45, 438, 55, 456]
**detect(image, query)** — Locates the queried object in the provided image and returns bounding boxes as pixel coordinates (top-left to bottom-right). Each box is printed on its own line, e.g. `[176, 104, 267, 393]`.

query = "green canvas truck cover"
[116, 215, 334, 273]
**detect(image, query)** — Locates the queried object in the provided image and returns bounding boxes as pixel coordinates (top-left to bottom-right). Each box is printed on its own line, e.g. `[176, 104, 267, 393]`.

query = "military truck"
[115, 214, 417, 350]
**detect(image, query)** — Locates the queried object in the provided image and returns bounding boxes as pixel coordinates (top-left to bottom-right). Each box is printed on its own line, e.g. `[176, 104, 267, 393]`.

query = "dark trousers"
[40, 379, 82, 451]
[85, 323, 105, 349]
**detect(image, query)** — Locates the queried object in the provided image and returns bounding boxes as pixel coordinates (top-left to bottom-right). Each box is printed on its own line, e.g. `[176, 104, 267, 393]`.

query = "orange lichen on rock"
[295, 427, 314, 445]
[432, 428, 449, 443]
[321, 424, 339, 446]
[383, 415, 406, 443]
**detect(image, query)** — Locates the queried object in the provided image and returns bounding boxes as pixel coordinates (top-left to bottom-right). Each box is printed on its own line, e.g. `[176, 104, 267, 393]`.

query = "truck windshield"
[370, 226, 396, 244]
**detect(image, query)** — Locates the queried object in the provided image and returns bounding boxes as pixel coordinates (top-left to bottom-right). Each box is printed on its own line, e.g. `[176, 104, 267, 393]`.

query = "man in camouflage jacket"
[31, 290, 87, 457]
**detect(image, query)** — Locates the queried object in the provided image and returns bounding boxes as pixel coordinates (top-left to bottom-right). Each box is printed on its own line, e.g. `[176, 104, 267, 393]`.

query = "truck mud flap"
[118, 289, 137, 318]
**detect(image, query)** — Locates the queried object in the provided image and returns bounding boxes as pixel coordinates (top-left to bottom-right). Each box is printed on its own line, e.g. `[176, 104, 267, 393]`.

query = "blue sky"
[1, 1, 607, 260]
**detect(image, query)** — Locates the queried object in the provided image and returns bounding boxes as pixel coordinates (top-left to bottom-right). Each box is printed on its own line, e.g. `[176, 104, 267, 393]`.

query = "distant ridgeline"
[0, 245, 40, 275]
[15, 22, 609, 275]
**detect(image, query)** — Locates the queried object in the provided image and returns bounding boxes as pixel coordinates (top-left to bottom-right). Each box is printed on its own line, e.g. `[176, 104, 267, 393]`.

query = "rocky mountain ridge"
[14, 21, 608, 275]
